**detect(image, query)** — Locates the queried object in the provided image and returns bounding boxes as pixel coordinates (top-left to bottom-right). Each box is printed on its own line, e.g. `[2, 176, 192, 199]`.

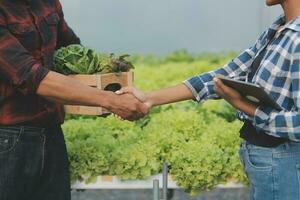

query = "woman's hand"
[116, 87, 153, 108]
[115, 84, 194, 119]
[213, 77, 257, 116]
[114, 87, 152, 120]
[213, 77, 243, 106]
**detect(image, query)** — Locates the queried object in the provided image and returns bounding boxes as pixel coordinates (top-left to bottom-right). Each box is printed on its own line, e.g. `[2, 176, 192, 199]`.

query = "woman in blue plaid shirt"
[117, 0, 300, 199]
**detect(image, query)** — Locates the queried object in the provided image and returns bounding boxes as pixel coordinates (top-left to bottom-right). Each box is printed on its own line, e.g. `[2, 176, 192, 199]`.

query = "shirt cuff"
[253, 106, 273, 128]
[17, 63, 50, 95]
[183, 76, 207, 103]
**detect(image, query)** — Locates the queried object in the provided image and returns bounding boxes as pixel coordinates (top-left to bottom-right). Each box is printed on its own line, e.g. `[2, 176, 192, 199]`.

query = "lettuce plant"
[54, 44, 134, 75]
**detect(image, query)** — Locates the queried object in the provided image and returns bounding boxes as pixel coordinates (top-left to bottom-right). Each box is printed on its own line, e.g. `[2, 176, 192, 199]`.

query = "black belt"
[240, 120, 288, 147]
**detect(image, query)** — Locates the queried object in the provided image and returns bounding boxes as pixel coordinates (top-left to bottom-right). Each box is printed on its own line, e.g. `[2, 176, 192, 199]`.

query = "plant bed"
[64, 111, 247, 195]
[71, 174, 244, 190]
[71, 174, 177, 190]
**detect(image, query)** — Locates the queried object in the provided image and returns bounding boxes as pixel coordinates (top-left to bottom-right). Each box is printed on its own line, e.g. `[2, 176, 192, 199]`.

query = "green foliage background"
[63, 50, 247, 195]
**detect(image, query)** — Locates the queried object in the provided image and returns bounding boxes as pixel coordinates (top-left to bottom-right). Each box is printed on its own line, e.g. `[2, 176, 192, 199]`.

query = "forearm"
[37, 71, 113, 108]
[146, 84, 194, 107]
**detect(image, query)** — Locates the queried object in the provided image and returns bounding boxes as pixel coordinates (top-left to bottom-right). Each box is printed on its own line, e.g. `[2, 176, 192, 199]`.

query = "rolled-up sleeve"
[183, 30, 269, 103]
[183, 47, 256, 103]
[0, 24, 49, 95]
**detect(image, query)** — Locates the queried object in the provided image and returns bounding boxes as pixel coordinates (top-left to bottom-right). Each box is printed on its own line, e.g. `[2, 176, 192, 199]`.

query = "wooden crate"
[64, 71, 134, 116]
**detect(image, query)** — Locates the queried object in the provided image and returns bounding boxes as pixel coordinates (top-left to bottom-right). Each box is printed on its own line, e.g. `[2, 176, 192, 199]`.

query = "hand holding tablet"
[217, 76, 281, 110]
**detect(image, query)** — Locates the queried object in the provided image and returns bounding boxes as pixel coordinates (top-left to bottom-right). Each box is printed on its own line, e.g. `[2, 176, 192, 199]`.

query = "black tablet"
[218, 76, 281, 110]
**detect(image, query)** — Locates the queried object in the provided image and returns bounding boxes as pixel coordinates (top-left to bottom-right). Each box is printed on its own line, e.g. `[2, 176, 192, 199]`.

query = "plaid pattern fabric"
[184, 15, 300, 141]
[0, 0, 80, 126]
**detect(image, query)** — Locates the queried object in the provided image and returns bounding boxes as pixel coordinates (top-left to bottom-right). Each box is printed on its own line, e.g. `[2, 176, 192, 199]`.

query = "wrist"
[234, 97, 257, 116]
[96, 90, 116, 109]
[232, 98, 246, 109]
[145, 92, 154, 108]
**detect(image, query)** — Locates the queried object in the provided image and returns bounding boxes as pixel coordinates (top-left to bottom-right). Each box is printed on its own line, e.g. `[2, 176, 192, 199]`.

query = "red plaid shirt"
[0, 0, 80, 126]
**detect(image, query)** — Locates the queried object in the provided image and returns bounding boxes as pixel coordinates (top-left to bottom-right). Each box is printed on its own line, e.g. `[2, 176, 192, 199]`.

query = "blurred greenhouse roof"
[61, 0, 281, 55]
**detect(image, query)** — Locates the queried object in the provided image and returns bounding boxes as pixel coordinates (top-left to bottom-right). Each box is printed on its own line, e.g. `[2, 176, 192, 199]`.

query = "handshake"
[104, 83, 193, 120]
[108, 86, 152, 121]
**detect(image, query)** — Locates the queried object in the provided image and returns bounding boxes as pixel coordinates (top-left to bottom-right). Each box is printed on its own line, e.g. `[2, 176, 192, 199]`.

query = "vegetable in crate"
[53, 44, 134, 75]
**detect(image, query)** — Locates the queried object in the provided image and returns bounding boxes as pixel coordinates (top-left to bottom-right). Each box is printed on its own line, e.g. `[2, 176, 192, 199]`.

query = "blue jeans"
[239, 140, 300, 200]
[0, 125, 70, 200]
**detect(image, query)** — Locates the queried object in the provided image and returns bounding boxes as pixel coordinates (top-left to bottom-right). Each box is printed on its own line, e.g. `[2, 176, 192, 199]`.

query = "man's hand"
[107, 92, 149, 121]
[213, 77, 257, 116]
[116, 87, 153, 108]
[36, 71, 148, 121]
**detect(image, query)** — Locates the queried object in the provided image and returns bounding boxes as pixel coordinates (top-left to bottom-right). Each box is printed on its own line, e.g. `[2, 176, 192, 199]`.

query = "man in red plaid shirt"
[0, 0, 148, 199]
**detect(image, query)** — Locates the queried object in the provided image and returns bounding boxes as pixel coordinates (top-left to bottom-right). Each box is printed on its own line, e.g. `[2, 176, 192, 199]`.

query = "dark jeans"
[0, 125, 70, 200]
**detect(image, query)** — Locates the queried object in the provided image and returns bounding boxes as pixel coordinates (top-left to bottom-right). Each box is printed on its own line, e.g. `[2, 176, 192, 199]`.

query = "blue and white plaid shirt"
[184, 15, 300, 141]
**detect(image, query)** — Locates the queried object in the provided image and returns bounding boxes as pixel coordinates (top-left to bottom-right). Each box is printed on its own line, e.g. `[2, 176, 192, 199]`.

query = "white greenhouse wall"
[60, 0, 282, 54]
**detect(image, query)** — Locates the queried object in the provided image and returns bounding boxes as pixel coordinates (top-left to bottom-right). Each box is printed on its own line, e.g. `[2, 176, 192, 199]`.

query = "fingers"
[126, 102, 148, 121]
[115, 86, 133, 95]
[216, 79, 232, 94]
[112, 105, 147, 122]
[214, 77, 238, 95]
[113, 114, 125, 121]
[116, 86, 147, 103]
[120, 113, 144, 122]
[114, 112, 145, 122]
[124, 104, 148, 121]
[213, 78, 242, 106]
[213, 78, 225, 96]
[140, 102, 150, 115]
[111, 91, 150, 121]
[115, 90, 123, 95]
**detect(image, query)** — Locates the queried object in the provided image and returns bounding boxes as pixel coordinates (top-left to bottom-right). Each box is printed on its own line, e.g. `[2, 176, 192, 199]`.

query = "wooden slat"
[64, 105, 104, 115]
[68, 74, 98, 86]
[100, 72, 130, 89]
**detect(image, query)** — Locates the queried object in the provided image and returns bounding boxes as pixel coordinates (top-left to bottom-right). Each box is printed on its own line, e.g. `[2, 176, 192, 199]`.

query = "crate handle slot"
[104, 83, 122, 92]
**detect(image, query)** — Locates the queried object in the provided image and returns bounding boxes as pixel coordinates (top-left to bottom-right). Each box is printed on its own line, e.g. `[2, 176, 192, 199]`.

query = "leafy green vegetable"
[53, 44, 134, 75]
